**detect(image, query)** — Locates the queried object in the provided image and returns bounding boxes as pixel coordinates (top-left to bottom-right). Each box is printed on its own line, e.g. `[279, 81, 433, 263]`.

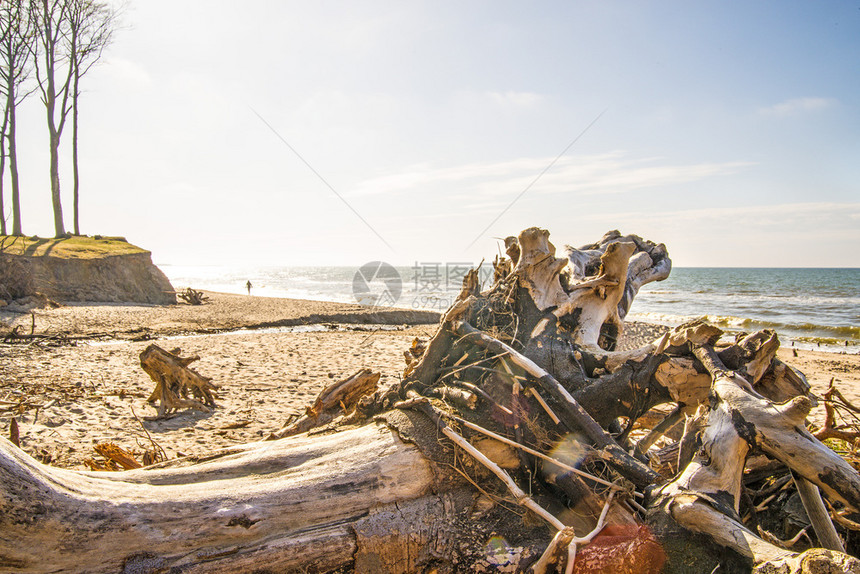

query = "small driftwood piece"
[178, 287, 209, 305]
[267, 369, 380, 440]
[9, 418, 19, 448]
[140, 344, 218, 418]
[813, 380, 860, 443]
[792, 470, 845, 552]
[84, 443, 143, 471]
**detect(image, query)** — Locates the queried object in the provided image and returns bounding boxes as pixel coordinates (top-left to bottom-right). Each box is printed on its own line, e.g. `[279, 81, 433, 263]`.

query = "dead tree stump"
[140, 344, 218, 418]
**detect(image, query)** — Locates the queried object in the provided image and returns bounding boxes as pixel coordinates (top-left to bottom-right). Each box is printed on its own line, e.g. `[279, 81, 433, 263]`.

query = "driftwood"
[140, 344, 218, 418]
[2, 226, 859, 573]
[649, 343, 860, 571]
[813, 380, 860, 443]
[0, 424, 441, 572]
[84, 442, 143, 471]
[266, 368, 380, 440]
[178, 287, 210, 305]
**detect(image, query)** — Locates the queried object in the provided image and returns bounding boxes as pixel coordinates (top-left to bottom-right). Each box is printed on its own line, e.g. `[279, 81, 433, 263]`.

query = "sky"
[8, 0, 860, 267]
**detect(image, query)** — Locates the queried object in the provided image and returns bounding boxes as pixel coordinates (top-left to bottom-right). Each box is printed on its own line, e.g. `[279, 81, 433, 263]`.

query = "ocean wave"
[700, 315, 755, 329]
[627, 312, 860, 342]
[793, 336, 859, 347]
[701, 315, 860, 340]
[782, 323, 860, 339]
[626, 312, 696, 326]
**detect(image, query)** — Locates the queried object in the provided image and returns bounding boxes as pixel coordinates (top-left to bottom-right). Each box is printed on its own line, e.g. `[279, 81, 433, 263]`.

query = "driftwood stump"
[178, 287, 210, 305]
[140, 344, 218, 418]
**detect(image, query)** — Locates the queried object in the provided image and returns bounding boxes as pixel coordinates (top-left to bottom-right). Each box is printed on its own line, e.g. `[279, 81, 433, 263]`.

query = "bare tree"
[0, 0, 35, 237]
[31, 0, 74, 237]
[68, 0, 115, 235]
[0, 103, 7, 235]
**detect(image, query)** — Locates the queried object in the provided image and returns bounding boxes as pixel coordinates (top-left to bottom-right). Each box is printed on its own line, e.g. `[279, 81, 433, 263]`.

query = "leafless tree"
[31, 0, 73, 237]
[0, 0, 35, 237]
[30, 0, 117, 238]
[68, 0, 115, 235]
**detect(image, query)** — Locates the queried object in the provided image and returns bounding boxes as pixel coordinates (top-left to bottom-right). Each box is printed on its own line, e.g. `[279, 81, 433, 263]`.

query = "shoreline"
[1, 291, 858, 471]
[3, 289, 855, 354]
[162, 266, 860, 352]
[1, 290, 441, 340]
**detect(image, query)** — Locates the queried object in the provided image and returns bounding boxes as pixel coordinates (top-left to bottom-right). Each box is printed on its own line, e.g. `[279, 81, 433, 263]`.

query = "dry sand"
[1, 291, 858, 470]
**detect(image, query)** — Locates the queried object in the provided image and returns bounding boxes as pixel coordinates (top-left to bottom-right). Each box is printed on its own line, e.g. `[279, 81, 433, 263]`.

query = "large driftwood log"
[0, 424, 442, 573]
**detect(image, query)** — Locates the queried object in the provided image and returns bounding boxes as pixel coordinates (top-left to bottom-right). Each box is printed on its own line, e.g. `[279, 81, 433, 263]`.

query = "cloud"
[594, 201, 860, 232]
[580, 202, 860, 266]
[758, 97, 837, 116]
[486, 91, 544, 107]
[349, 151, 752, 198]
[100, 57, 152, 88]
[158, 181, 198, 196]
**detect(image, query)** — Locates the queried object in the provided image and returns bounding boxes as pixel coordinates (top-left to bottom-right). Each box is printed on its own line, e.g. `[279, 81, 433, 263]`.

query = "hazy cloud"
[758, 97, 837, 116]
[350, 152, 753, 198]
[602, 201, 860, 230]
[487, 91, 544, 107]
[100, 57, 152, 88]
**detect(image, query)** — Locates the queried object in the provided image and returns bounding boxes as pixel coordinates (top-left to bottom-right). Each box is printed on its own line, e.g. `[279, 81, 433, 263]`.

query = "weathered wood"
[450, 319, 662, 488]
[649, 344, 860, 571]
[178, 287, 210, 305]
[565, 229, 672, 321]
[0, 423, 436, 573]
[405, 394, 566, 531]
[813, 381, 860, 443]
[792, 471, 845, 552]
[140, 344, 218, 418]
[267, 369, 380, 440]
[6, 226, 859, 573]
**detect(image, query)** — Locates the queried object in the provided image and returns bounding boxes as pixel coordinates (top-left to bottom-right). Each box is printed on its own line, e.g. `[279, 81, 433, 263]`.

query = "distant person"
[246, 280, 253, 295]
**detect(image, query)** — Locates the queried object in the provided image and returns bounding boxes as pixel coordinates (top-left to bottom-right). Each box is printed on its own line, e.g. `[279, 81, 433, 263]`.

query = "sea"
[160, 264, 860, 354]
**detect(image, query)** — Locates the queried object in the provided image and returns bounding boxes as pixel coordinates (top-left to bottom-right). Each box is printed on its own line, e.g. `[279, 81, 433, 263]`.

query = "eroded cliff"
[0, 236, 176, 305]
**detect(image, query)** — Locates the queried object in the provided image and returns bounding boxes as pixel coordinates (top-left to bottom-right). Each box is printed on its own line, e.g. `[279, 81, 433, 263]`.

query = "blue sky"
[10, 1, 860, 267]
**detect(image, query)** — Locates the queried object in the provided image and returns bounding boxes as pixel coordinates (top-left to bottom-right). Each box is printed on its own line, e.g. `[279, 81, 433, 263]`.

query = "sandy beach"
[1, 291, 858, 470]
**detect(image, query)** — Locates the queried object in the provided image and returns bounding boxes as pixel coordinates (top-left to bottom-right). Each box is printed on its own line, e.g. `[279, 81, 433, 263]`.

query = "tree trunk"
[48, 126, 64, 237]
[0, 423, 444, 573]
[37, 3, 69, 240]
[72, 68, 80, 235]
[0, 99, 7, 236]
[8, 86, 22, 236]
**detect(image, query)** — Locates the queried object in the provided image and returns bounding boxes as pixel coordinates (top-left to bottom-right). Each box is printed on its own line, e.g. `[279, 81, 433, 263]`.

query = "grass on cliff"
[0, 235, 148, 259]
